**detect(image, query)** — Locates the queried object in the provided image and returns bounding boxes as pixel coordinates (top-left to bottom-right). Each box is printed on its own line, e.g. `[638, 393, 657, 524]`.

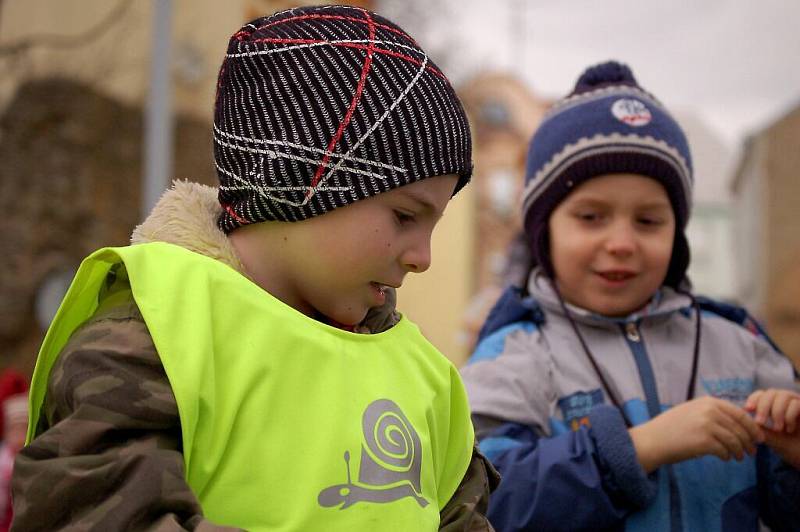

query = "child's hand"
[629, 396, 765, 473]
[745, 388, 800, 469]
[744, 388, 800, 432]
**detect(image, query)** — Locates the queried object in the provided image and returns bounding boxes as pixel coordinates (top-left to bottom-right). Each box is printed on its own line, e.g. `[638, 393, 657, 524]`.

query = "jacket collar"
[130, 181, 399, 333]
[526, 268, 693, 327]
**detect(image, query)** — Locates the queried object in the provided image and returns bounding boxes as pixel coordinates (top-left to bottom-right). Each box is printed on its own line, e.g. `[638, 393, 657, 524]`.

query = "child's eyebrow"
[568, 196, 609, 207]
[571, 196, 671, 210]
[398, 189, 443, 215]
[637, 201, 672, 210]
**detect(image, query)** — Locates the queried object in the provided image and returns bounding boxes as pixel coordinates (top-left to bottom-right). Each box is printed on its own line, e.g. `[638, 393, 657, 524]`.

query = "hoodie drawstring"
[552, 282, 702, 429]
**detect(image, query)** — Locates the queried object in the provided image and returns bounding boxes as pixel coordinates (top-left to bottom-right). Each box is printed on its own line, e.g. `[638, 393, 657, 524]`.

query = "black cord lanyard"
[553, 284, 701, 429]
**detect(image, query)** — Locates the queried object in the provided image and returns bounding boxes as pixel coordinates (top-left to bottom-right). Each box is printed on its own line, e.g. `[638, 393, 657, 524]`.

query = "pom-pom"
[573, 61, 637, 93]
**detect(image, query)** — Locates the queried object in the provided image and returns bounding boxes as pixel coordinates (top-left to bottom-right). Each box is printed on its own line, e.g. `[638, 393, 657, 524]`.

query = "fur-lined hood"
[131, 181, 399, 333]
[132, 181, 243, 271]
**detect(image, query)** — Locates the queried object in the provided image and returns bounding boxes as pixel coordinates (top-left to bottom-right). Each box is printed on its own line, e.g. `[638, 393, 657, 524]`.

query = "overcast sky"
[380, 0, 800, 150]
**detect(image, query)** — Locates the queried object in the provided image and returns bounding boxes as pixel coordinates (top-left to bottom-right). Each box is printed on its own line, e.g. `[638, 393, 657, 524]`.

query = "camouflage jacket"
[12, 182, 498, 531]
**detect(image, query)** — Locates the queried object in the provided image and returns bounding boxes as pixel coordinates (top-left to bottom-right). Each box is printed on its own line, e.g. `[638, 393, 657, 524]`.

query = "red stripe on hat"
[242, 38, 446, 80]
[223, 203, 250, 225]
[307, 9, 377, 197]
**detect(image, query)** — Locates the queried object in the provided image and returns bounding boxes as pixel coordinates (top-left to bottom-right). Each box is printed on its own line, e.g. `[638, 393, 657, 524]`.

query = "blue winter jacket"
[460, 272, 800, 532]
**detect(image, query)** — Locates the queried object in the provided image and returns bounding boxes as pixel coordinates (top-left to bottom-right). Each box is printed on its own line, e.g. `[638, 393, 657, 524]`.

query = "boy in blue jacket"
[460, 60, 800, 531]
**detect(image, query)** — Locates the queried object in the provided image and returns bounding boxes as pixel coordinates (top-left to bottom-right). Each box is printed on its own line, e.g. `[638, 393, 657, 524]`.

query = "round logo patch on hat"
[611, 98, 652, 127]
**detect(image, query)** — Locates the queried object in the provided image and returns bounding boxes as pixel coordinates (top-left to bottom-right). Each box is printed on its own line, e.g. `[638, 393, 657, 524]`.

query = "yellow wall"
[398, 186, 476, 366]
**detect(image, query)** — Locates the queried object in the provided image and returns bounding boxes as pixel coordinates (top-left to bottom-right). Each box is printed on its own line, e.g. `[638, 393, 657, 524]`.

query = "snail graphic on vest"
[318, 398, 429, 509]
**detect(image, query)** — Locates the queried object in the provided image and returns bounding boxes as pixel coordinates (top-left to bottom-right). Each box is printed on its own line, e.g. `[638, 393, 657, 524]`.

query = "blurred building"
[447, 73, 549, 357]
[460, 74, 548, 291]
[676, 112, 736, 300]
[732, 101, 800, 366]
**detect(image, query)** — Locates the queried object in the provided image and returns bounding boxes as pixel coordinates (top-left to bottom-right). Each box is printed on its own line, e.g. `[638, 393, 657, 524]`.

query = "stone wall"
[0, 78, 215, 376]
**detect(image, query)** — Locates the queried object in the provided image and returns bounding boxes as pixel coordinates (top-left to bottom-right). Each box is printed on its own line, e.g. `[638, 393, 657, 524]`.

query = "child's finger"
[755, 389, 776, 425]
[771, 392, 791, 431]
[727, 416, 758, 456]
[745, 390, 763, 411]
[786, 398, 800, 434]
[723, 403, 764, 446]
[710, 428, 737, 461]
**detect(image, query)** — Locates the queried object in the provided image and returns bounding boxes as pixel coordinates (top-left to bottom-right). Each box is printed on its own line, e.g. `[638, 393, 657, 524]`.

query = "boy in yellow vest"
[12, 6, 497, 531]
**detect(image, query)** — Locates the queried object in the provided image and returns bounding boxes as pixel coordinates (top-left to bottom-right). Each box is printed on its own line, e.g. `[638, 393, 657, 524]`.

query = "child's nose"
[605, 223, 636, 256]
[402, 236, 432, 273]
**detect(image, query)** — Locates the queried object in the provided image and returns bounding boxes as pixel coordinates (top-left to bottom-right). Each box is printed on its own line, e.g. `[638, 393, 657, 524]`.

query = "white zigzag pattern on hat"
[226, 39, 426, 61]
[308, 51, 430, 201]
[216, 164, 352, 208]
[521, 133, 693, 213]
[215, 137, 391, 181]
[213, 125, 407, 173]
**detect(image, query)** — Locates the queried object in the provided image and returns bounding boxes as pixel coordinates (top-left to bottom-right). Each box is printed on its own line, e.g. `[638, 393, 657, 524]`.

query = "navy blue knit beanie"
[521, 61, 693, 287]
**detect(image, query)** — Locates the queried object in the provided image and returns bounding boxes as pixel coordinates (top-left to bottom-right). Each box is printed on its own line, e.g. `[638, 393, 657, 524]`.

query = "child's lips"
[369, 282, 397, 303]
[596, 270, 636, 283]
[371, 282, 388, 295]
[371, 281, 400, 292]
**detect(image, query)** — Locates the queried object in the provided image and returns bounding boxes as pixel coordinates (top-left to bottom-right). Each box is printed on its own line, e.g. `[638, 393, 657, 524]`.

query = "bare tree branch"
[0, 0, 132, 58]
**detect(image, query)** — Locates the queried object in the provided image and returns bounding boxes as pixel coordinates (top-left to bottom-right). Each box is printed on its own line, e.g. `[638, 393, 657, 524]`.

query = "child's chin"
[592, 299, 645, 317]
[327, 310, 368, 328]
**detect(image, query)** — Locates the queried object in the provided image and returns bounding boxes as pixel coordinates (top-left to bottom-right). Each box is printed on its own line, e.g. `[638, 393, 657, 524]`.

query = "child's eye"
[575, 212, 601, 223]
[394, 210, 416, 225]
[637, 216, 663, 227]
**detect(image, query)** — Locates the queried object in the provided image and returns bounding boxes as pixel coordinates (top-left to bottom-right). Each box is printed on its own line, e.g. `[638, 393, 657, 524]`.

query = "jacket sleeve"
[752, 331, 799, 392]
[473, 407, 656, 532]
[439, 446, 499, 531]
[751, 334, 800, 530]
[757, 445, 800, 532]
[461, 323, 656, 532]
[11, 295, 240, 532]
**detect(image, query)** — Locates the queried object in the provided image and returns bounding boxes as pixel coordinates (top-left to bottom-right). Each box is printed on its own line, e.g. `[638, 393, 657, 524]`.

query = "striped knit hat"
[521, 61, 693, 287]
[214, 5, 473, 233]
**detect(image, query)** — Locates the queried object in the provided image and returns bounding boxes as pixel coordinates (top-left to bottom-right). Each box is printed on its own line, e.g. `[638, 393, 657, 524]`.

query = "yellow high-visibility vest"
[28, 242, 474, 531]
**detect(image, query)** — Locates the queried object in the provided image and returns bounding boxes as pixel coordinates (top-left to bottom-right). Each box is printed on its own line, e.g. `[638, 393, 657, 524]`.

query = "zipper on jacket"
[625, 322, 641, 342]
[620, 322, 657, 417]
[620, 321, 684, 532]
